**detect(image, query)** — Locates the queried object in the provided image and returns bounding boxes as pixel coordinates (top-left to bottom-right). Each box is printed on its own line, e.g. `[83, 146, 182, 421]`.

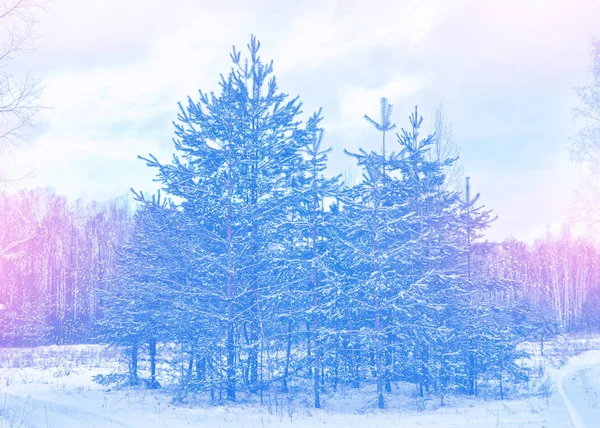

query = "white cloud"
[339, 75, 429, 126]
[274, 0, 452, 73]
[10, 6, 251, 200]
[2, 0, 598, 242]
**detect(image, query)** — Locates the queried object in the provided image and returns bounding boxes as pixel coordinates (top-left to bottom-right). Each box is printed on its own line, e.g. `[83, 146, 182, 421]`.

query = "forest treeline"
[0, 189, 132, 345]
[1, 37, 599, 408]
[0, 191, 595, 349]
[488, 233, 600, 331]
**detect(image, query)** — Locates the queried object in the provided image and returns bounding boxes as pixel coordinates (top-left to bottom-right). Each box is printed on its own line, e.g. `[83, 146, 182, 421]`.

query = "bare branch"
[0, 223, 37, 260]
[570, 39, 600, 228]
[0, 0, 44, 153]
[428, 102, 464, 191]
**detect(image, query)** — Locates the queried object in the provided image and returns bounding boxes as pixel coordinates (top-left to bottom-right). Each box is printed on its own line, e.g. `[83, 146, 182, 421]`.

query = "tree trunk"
[196, 356, 206, 382]
[310, 174, 321, 409]
[314, 333, 321, 408]
[373, 158, 384, 410]
[226, 143, 236, 402]
[375, 335, 384, 408]
[283, 320, 292, 393]
[499, 359, 504, 400]
[226, 322, 235, 401]
[130, 344, 138, 385]
[249, 328, 259, 393]
[384, 333, 392, 393]
[306, 322, 312, 377]
[186, 354, 194, 382]
[467, 351, 475, 395]
[149, 338, 158, 388]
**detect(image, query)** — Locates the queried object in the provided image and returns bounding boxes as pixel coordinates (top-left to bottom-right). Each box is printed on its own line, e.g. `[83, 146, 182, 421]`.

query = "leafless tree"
[571, 40, 600, 165]
[0, 0, 44, 253]
[0, 0, 43, 151]
[428, 103, 463, 191]
[570, 39, 600, 233]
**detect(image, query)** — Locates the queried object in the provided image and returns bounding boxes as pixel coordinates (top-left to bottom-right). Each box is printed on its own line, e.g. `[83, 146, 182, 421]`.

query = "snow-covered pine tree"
[139, 36, 323, 401]
[100, 191, 176, 387]
[456, 176, 528, 398]
[334, 156, 389, 409]
[335, 100, 439, 410]
[336, 103, 504, 406]
[387, 107, 467, 400]
[292, 123, 341, 408]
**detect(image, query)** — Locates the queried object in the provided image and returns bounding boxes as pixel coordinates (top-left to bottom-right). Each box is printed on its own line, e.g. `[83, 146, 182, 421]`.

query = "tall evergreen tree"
[297, 126, 341, 408]
[100, 191, 175, 386]
[139, 36, 323, 401]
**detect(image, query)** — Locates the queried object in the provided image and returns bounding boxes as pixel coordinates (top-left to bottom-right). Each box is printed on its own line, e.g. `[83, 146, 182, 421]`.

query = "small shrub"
[92, 373, 129, 387]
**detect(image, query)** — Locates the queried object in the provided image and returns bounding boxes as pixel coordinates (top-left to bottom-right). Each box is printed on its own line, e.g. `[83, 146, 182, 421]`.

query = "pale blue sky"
[3, 0, 600, 242]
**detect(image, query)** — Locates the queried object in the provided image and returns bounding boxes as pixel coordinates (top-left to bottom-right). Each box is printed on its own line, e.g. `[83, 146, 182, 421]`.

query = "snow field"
[0, 335, 597, 427]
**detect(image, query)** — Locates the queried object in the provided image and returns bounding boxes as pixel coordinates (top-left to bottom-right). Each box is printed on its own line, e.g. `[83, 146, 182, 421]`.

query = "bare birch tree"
[0, 0, 44, 253]
[0, 0, 43, 151]
[570, 40, 600, 233]
[429, 103, 463, 191]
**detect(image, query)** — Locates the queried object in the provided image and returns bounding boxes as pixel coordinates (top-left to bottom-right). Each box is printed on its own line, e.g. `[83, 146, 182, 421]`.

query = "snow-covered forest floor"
[0, 336, 598, 427]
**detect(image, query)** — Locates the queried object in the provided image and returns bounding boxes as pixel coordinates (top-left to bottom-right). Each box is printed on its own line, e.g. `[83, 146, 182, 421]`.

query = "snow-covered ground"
[0, 338, 597, 427]
[550, 350, 600, 428]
